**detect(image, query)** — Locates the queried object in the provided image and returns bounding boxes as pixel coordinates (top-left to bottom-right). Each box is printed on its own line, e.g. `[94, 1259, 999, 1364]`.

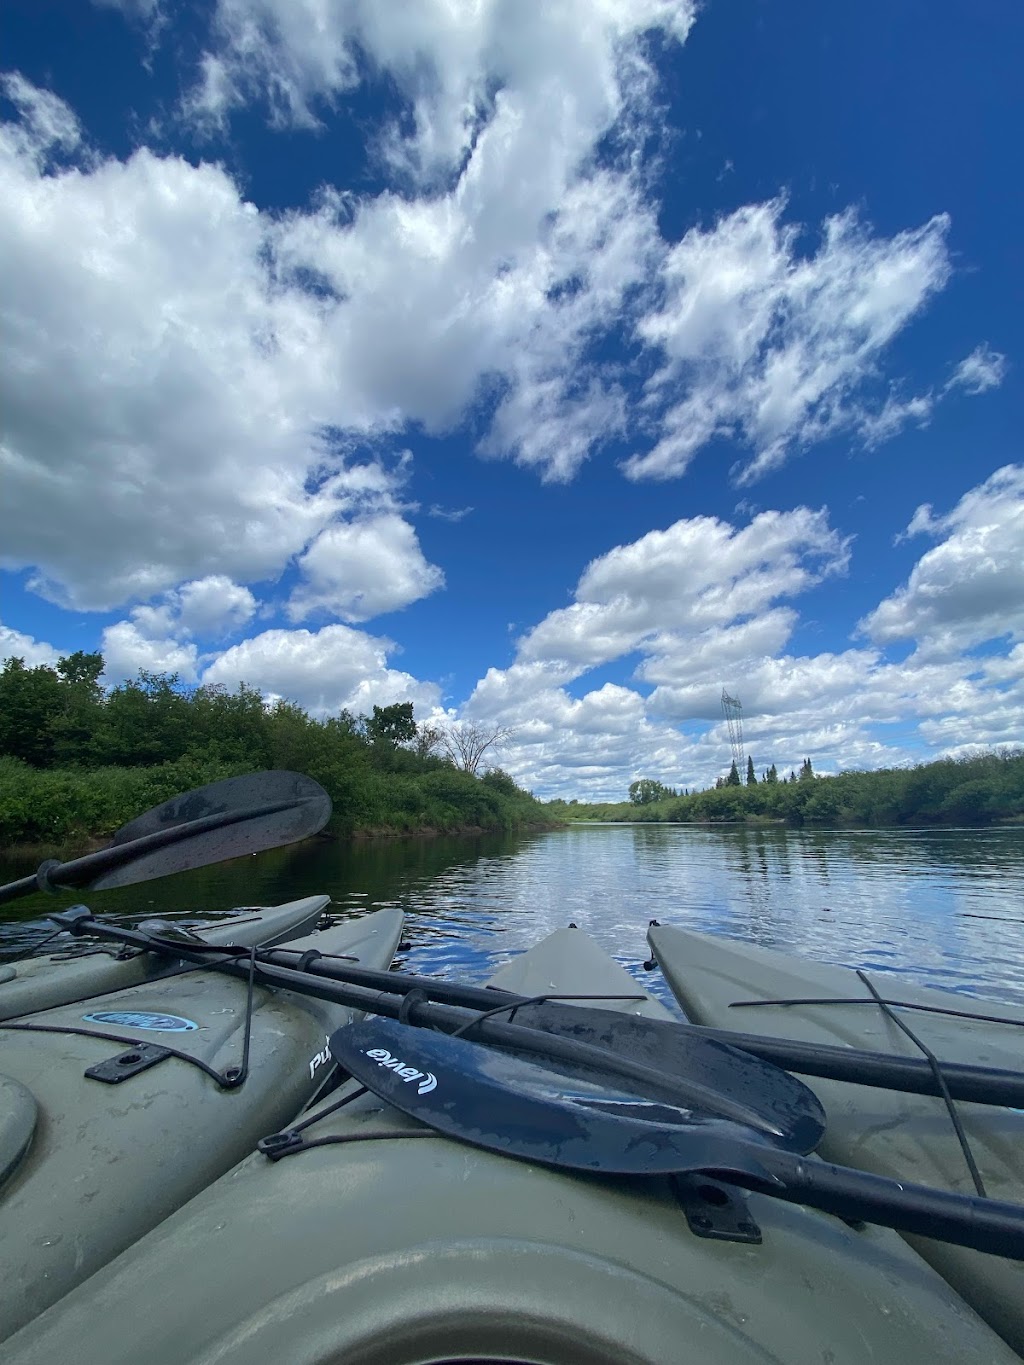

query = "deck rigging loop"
[727, 970, 994, 1197]
[1, 943, 260, 1091]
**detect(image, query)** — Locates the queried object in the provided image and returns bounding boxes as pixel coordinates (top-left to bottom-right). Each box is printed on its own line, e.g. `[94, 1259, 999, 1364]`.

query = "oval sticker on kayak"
[82, 1010, 198, 1033]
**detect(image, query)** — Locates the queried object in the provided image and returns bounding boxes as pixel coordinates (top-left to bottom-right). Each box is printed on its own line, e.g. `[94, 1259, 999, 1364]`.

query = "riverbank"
[0, 753, 556, 855]
[546, 750, 1024, 828]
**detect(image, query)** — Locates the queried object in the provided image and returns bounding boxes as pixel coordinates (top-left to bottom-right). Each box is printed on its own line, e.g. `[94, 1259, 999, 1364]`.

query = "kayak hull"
[0, 906, 403, 1342]
[6, 926, 1018, 1364]
[0, 895, 331, 1021]
[647, 922, 1024, 1356]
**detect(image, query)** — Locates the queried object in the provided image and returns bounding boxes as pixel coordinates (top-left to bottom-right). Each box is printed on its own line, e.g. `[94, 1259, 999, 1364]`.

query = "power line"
[721, 688, 743, 770]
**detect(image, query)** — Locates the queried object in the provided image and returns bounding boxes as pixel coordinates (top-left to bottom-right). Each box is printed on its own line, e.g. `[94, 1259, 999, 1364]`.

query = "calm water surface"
[2, 824, 1023, 1006]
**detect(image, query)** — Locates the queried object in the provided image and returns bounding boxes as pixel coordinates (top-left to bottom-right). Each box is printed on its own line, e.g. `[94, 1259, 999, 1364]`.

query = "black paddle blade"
[481, 1002, 826, 1156]
[112, 769, 328, 842]
[330, 1017, 783, 1182]
[0, 771, 332, 905]
[87, 770, 330, 889]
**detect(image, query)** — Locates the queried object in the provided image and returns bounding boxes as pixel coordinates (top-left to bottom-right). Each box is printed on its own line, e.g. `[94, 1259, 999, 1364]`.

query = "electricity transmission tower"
[721, 689, 744, 770]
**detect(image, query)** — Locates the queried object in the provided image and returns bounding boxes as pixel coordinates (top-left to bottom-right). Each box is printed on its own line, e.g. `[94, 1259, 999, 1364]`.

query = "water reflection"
[2, 824, 1022, 1005]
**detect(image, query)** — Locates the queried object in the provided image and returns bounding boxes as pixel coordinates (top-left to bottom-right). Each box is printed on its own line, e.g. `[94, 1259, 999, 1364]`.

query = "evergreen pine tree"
[746, 755, 757, 785]
[727, 761, 741, 786]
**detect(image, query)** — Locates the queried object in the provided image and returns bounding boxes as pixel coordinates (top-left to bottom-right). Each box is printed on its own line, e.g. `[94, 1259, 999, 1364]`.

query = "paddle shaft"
[261, 947, 1024, 1109]
[726, 1146, 1024, 1260]
[54, 917, 790, 1135]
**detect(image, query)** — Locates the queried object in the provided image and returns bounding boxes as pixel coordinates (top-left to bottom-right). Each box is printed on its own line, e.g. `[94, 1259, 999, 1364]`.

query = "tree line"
[554, 750, 1024, 827]
[0, 653, 543, 847]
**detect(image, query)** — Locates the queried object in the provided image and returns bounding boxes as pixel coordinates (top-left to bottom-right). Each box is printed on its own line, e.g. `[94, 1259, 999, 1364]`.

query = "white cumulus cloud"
[288, 514, 444, 623]
[201, 623, 441, 717]
[101, 620, 200, 683]
[519, 506, 848, 670]
[175, 576, 258, 638]
[861, 464, 1024, 656]
[0, 621, 62, 668]
[626, 200, 952, 483]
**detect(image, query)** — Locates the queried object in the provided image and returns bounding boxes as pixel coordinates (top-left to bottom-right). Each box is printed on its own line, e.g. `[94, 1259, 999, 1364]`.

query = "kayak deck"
[5, 924, 1018, 1365]
[0, 895, 331, 1021]
[0, 906, 403, 1342]
[647, 922, 1024, 1357]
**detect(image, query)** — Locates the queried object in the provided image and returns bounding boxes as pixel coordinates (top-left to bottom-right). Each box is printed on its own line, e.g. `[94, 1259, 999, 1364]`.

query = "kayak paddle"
[257, 944, 1024, 1109]
[0, 771, 331, 905]
[41, 909, 825, 1147]
[331, 1015, 1024, 1262]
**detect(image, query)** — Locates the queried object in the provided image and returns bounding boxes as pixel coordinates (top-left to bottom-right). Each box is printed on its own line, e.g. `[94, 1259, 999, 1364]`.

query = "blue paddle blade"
[483, 1001, 826, 1155]
[330, 1017, 783, 1182]
[330, 1019, 1024, 1260]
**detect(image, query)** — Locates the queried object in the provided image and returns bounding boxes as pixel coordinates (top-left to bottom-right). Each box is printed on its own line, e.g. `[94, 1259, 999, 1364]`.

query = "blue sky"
[2, 0, 1022, 799]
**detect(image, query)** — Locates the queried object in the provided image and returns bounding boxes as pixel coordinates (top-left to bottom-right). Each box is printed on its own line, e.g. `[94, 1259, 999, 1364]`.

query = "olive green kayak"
[0, 895, 331, 1021]
[646, 922, 1024, 1356]
[0, 906, 403, 1343]
[5, 926, 1017, 1364]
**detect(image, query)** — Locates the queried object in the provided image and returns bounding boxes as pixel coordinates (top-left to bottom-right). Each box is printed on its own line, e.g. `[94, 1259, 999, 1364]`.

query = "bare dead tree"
[411, 723, 445, 759]
[438, 721, 515, 775]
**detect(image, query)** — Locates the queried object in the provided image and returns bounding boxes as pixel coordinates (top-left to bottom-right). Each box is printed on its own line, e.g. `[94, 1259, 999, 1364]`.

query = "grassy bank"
[0, 754, 553, 853]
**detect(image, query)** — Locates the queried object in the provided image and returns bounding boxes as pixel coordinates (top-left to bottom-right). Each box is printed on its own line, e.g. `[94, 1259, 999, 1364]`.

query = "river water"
[2, 823, 1023, 1006]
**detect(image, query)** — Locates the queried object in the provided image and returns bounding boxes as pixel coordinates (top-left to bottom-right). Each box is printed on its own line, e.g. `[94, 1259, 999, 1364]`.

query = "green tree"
[185, 682, 271, 766]
[365, 702, 417, 748]
[629, 778, 671, 805]
[726, 761, 741, 787]
[746, 756, 757, 785]
[0, 657, 64, 766]
[481, 767, 522, 797]
[96, 672, 191, 766]
[50, 653, 107, 765]
[800, 757, 814, 781]
[56, 651, 104, 693]
[765, 763, 778, 784]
